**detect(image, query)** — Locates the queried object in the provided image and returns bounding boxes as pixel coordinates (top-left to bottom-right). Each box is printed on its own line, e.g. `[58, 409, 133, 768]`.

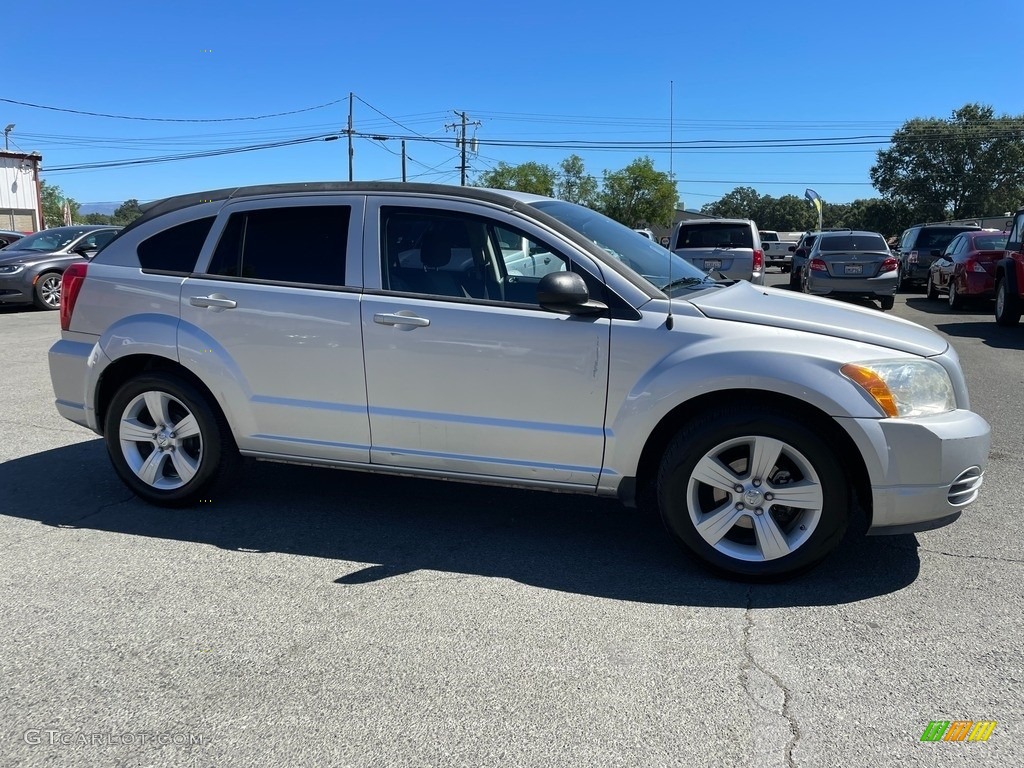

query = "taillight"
[880, 257, 898, 273]
[60, 262, 88, 331]
[809, 258, 827, 272]
[967, 258, 987, 273]
[753, 249, 764, 271]
[908, 250, 919, 264]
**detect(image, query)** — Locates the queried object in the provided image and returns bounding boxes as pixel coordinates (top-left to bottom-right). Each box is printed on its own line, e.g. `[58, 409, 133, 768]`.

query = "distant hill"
[78, 203, 120, 215]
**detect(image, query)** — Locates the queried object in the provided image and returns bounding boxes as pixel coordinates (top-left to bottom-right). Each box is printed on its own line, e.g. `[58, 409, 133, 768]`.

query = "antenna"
[666, 79, 675, 331]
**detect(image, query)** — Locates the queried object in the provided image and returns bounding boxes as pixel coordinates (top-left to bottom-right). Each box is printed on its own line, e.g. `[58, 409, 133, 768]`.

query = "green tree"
[81, 212, 113, 225]
[40, 180, 80, 227]
[870, 103, 1024, 221]
[700, 186, 762, 219]
[112, 199, 144, 226]
[475, 162, 556, 196]
[756, 194, 818, 231]
[555, 154, 598, 206]
[596, 157, 677, 228]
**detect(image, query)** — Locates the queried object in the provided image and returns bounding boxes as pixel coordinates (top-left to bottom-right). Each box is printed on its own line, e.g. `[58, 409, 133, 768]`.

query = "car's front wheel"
[656, 408, 849, 581]
[104, 373, 238, 506]
[33, 272, 62, 310]
[926, 272, 939, 300]
[995, 277, 1022, 327]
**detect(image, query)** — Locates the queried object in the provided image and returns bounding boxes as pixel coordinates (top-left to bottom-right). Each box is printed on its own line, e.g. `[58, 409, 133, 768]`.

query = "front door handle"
[190, 294, 237, 310]
[373, 312, 430, 328]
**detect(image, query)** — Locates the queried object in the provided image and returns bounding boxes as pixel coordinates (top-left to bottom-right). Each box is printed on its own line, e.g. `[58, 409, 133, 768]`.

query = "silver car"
[801, 230, 898, 311]
[670, 218, 764, 284]
[48, 183, 989, 581]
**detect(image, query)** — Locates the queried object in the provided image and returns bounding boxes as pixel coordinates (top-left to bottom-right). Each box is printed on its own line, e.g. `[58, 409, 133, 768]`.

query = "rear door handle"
[190, 294, 237, 310]
[374, 312, 430, 328]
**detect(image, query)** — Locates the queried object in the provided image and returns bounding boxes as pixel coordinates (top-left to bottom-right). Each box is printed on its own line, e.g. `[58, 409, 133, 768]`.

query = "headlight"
[0, 264, 24, 274]
[841, 359, 955, 418]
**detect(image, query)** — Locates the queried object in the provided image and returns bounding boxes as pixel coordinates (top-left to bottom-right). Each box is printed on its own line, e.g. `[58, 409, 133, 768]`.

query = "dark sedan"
[0, 230, 25, 248]
[926, 230, 1008, 308]
[0, 226, 120, 310]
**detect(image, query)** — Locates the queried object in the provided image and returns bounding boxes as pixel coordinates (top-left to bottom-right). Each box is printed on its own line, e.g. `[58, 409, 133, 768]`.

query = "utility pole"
[347, 92, 354, 181]
[401, 140, 407, 182]
[446, 111, 481, 186]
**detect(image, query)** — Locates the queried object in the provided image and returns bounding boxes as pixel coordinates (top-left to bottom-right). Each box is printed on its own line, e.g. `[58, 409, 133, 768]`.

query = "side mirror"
[72, 245, 95, 257]
[537, 272, 606, 315]
[930, 249, 942, 258]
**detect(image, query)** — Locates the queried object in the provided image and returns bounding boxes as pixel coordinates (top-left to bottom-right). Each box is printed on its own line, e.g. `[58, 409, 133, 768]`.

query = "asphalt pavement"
[0, 276, 1021, 767]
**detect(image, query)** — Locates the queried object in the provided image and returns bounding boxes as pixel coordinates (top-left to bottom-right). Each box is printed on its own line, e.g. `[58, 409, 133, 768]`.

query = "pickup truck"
[759, 230, 800, 272]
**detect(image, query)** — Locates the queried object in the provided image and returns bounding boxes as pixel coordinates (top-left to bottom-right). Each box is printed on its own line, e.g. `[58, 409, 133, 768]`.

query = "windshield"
[9, 227, 93, 252]
[528, 200, 710, 291]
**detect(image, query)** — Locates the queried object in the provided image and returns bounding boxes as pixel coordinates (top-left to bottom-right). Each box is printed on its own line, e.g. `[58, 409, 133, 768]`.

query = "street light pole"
[3, 124, 13, 151]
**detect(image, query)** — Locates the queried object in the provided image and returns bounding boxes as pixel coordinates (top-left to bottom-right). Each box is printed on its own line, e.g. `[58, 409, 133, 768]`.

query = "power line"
[0, 96, 346, 123]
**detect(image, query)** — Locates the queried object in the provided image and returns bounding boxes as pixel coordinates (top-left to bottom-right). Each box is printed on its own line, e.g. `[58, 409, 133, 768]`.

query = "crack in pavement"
[741, 588, 800, 768]
[880, 540, 1024, 564]
[50, 494, 136, 528]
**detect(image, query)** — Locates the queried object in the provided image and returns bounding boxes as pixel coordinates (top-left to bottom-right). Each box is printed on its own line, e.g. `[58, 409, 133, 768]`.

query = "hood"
[0, 248, 63, 266]
[687, 281, 947, 357]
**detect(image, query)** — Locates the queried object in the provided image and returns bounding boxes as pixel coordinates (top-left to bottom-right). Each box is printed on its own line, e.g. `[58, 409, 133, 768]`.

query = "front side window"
[380, 207, 571, 305]
[206, 206, 349, 286]
[1006, 215, 1024, 253]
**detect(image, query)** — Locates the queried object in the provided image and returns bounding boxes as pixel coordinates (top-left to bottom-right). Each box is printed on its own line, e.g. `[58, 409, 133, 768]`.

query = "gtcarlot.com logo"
[920, 720, 997, 742]
[23, 730, 206, 747]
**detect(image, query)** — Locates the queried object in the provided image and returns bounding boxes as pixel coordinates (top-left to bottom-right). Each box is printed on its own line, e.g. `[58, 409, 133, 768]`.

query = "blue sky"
[5, 0, 1019, 211]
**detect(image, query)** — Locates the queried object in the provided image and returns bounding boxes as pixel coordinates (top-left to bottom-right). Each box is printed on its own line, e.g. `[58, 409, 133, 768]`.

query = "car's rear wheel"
[104, 373, 238, 506]
[926, 272, 939, 300]
[33, 272, 62, 310]
[995, 277, 1022, 327]
[879, 295, 895, 311]
[789, 268, 800, 289]
[948, 279, 964, 309]
[656, 408, 849, 581]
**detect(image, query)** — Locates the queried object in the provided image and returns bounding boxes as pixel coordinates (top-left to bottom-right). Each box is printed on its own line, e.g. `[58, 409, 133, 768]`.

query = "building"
[1, 151, 43, 232]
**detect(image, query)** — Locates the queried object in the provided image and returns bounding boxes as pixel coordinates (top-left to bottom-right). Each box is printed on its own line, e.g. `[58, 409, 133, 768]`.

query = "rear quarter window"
[137, 217, 216, 273]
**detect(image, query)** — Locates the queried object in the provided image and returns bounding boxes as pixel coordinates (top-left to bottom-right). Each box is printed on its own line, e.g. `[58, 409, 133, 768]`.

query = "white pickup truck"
[759, 230, 802, 272]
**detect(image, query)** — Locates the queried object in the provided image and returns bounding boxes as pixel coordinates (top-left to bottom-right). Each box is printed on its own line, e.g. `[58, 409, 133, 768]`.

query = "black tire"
[879, 295, 895, 311]
[656, 407, 850, 581]
[33, 272, 62, 310]
[789, 268, 800, 290]
[948, 279, 963, 309]
[925, 272, 939, 301]
[103, 373, 239, 507]
[995, 277, 1022, 327]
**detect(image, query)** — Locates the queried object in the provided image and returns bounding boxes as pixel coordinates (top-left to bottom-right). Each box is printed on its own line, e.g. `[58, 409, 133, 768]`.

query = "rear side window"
[137, 217, 215, 273]
[206, 206, 349, 286]
[914, 227, 975, 251]
[677, 224, 753, 248]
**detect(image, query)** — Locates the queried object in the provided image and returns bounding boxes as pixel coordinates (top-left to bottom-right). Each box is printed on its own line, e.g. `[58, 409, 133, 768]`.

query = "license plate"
[705, 259, 722, 270]
[844, 264, 863, 275]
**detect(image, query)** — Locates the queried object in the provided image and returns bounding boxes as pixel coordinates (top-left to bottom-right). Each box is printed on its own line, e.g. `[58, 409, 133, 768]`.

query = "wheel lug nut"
[753, 479, 762, 487]
[734, 485, 743, 493]
[736, 503, 745, 510]
[765, 493, 774, 501]
[755, 507, 764, 516]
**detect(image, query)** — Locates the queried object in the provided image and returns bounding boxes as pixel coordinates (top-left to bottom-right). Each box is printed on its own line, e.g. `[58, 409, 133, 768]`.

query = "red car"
[926, 230, 1008, 308]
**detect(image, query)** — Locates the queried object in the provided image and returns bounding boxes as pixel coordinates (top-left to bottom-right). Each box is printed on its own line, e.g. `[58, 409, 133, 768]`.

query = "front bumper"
[0, 272, 32, 304]
[838, 410, 990, 534]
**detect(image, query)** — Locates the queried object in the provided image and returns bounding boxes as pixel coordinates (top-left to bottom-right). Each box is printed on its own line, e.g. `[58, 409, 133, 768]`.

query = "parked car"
[633, 228, 655, 240]
[995, 208, 1024, 326]
[0, 225, 121, 309]
[801, 230, 898, 310]
[926, 230, 1008, 308]
[896, 222, 981, 291]
[670, 218, 764, 283]
[788, 229, 851, 288]
[48, 182, 990, 581]
[0, 229, 25, 248]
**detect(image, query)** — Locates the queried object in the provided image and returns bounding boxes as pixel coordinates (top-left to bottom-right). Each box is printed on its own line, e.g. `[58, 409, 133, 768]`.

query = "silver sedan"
[801, 231, 898, 311]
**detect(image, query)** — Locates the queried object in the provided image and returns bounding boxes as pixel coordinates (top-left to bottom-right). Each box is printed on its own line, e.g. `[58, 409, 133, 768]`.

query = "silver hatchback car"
[48, 183, 990, 581]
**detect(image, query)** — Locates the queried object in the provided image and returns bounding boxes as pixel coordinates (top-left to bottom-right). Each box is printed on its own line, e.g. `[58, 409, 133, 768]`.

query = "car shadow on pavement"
[1, 440, 923, 608]
[933, 320, 1024, 350]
